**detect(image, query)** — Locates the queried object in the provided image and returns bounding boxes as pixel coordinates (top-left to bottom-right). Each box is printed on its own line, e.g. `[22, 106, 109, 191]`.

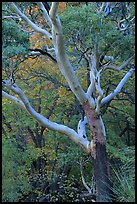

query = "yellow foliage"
[57, 86, 74, 107]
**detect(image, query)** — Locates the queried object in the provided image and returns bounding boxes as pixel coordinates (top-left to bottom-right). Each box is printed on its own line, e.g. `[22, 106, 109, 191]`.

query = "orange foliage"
[44, 85, 55, 90]
[37, 16, 43, 23]
[58, 2, 67, 14]
[29, 32, 47, 49]
[25, 135, 33, 145]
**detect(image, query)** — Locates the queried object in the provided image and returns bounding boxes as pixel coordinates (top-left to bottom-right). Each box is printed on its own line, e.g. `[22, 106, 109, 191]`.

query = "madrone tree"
[2, 2, 135, 202]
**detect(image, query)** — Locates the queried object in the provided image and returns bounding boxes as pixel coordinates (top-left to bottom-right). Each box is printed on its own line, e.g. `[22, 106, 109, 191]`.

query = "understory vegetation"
[2, 2, 135, 202]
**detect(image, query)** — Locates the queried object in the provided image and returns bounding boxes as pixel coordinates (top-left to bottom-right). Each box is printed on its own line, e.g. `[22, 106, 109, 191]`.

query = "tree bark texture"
[83, 102, 112, 202]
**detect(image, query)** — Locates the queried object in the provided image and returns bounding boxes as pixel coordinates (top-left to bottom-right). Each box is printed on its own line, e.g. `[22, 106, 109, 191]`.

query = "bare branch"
[77, 116, 88, 139]
[80, 159, 92, 193]
[28, 48, 57, 63]
[2, 80, 90, 152]
[2, 91, 26, 109]
[86, 68, 96, 108]
[101, 68, 135, 106]
[10, 2, 52, 40]
[86, 44, 100, 108]
[49, 2, 88, 105]
[117, 3, 135, 31]
[96, 2, 105, 14]
[95, 70, 104, 113]
[29, 51, 41, 56]
[37, 2, 52, 27]
[102, 56, 134, 71]
[2, 15, 21, 20]
[86, 53, 97, 107]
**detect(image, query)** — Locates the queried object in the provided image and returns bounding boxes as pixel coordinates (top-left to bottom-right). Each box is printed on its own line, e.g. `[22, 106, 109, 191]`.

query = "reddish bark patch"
[82, 101, 106, 146]
[82, 101, 112, 201]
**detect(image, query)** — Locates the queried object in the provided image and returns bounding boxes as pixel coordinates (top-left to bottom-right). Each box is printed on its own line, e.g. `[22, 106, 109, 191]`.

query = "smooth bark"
[2, 2, 134, 202]
[83, 102, 112, 202]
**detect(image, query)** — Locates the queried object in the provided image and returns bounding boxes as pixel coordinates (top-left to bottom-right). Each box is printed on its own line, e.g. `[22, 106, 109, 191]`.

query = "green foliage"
[2, 3, 30, 69]
[111, 148, 135, 202]
[2, 2, 135, 202]
[60, 4, 134, 60]
[2, 137, 32, 202]
[104, 103, 135, 202]
[2, 98, 36, 130]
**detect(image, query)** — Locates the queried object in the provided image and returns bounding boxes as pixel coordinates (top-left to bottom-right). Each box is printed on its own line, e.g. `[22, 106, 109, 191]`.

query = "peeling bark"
[83, 101, 112, 202]
[3, 2, 134, 202]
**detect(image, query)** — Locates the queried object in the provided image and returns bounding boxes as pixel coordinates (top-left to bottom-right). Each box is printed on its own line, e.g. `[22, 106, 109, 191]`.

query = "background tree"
[2, 2, 135, 202]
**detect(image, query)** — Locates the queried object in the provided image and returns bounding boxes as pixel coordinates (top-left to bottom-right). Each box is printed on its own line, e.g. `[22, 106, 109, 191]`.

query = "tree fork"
[82, 101, 112, 202]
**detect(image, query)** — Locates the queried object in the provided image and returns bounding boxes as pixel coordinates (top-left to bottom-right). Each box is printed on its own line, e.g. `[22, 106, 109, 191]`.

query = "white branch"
[118, 17, 130, 31]
[2, 15, 21, 20]
[87, 70, 95, 96]
[81, 175, 92, 194]
[80, 159, 92, 193]
[95, 70, 104, 113]
[2, 80, 90, 152]
[101, 68, 135, 106]
[30, 51, 41, 56]
[77, 116, 88, 139]
[100, 116, 106, 138]
[10, 2, 52, 40]
[95, 70, 103, 96]
[49, 2, 88, 105]
[102, 56, 133, 71]
[2, 91, 26, 109]
[104, 55, 114, 62]
[46, 47, 55, 52]
[117, 6, 132, 31]
[86, 54, 97, 108]
[37, 2, 52, 28]
[86, 71, 96, 108]
[96, 2, 105, 14]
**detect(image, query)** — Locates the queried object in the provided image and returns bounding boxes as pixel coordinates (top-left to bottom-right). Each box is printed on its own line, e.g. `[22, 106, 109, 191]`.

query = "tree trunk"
[83, 102, 112, 202]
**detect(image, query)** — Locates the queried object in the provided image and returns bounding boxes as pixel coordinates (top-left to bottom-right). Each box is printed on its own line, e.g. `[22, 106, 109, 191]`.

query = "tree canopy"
[2, 2, 135, 202]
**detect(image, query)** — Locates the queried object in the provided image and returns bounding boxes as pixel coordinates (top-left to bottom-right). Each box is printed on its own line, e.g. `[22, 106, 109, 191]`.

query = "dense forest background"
[2, 2, 135, 202]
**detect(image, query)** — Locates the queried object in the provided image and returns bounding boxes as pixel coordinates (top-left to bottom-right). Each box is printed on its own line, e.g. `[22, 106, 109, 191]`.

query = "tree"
[2, 2, 135, 202]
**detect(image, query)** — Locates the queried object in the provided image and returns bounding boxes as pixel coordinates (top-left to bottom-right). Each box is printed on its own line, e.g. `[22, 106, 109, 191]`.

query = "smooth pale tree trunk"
[3, 2, 134, 202]
[83, 102, 112, 202]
